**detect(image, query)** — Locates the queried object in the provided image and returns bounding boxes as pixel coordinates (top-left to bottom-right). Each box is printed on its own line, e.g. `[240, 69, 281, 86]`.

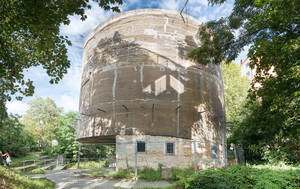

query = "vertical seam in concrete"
[140, 63, 144, 88]
[177, 69, 181, 136]
[90, 69, 95, 136]
[113, 68, 118, 128]
[164, 17, 168, 32]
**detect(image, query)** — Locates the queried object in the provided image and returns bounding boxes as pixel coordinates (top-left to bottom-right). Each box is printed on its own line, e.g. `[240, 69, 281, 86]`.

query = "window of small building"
[166, 142, 175, 155]
[136, 141, 146, 153]
[211, 145, 219, 159]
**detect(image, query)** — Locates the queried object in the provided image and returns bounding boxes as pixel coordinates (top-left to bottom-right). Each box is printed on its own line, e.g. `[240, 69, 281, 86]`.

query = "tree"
[54, 111, 80, 159]
[0, 114, 35, 157]
[54, 111, 115, 161]
[21, 97, 63, 149]
[223, 62, 249, 127]
[189, 0, 299, 163]
[0, 0, 122, 104]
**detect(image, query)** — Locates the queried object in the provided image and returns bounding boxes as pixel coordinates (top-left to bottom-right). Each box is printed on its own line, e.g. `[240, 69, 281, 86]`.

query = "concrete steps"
[10, 156, 48, 168]
[42, 163, 56, 171]
[16, 158, 56, 172]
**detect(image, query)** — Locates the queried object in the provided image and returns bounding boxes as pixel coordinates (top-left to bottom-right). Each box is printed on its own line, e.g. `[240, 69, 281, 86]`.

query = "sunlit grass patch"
[79, 168, 134, 179]
[12, 152, 42, 164]
[0, 166, 54, 189]
[22, 167, 45, 175]
[68, 160, 107, 169]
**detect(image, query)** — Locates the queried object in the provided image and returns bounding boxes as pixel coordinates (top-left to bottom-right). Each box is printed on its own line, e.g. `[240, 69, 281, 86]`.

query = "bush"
[177, 165, 300, 189]
[169, 167, 194, 182]
[112, 168, 134, 179]
[139, 167, 161, 181]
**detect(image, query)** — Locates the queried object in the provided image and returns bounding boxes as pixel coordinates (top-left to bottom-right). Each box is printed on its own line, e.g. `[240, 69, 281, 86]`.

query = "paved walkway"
[29, 169, 172, 189]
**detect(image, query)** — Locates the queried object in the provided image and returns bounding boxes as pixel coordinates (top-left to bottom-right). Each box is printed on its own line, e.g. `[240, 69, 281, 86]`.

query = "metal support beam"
[193, 140, 197, 172]
[97, 108, 106, 113]
[122, 105, 129, 111]
[134, 141, 138, 178]
[77, 144, 81, 169]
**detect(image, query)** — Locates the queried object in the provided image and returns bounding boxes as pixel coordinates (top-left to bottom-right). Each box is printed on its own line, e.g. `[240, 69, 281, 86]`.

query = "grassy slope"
[0, 166, 54, 189]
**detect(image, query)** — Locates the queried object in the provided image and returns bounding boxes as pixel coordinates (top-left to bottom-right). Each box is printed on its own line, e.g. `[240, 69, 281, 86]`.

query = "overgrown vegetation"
[175, 165, 300, 189]
[0, 166, 54, 188]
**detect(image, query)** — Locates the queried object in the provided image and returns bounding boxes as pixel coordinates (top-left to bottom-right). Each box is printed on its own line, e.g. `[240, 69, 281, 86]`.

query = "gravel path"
[28, 169, 172, 189]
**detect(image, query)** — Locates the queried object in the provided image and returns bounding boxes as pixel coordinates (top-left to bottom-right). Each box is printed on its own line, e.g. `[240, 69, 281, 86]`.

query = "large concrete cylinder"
[77, 9, 226, 165]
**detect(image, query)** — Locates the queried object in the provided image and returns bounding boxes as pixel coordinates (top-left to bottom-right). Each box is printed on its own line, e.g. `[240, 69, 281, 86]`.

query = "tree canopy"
[222, 62, 249, 131]
[190, 0, 299, 163]
[0, 114, 34, 157]
[22, 97, 63, 148]
[0, 0, 122, 107]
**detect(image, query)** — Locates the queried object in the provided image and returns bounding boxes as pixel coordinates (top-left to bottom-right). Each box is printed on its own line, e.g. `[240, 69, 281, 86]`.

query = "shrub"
[139, 167, 161, 181]
[169, 167, 194, 182]
[177, 165, 300, 189]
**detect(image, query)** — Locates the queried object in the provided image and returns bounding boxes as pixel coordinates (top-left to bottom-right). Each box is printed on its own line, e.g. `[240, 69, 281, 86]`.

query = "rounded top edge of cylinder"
[83, 8, 202, 48]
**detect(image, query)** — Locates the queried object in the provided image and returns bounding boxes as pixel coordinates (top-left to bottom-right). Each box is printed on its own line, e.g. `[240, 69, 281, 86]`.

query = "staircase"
[11, 153, 59, 173]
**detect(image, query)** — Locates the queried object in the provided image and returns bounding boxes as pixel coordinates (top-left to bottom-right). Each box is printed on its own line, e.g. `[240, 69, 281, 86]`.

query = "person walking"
[2, 150, 11, 168]
[0, 151, 3, 166]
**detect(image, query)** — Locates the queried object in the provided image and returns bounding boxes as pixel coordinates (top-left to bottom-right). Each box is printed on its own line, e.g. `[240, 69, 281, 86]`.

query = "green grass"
[68, 160, 107, 169]
[22, 167, 45, 175]
[79, 168, 134, 179]
[0, 166, 54, 189]
[80, 166, 182, 182]
[80, 167, 162, 181]
[139, 167, 162, 181]
[12, 152, 42, 164]
[78, 164, 300, 189]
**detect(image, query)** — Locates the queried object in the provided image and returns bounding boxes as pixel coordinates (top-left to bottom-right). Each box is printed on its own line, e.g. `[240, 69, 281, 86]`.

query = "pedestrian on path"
[2, 149, 11, 168]
[0, 151, 4, 166]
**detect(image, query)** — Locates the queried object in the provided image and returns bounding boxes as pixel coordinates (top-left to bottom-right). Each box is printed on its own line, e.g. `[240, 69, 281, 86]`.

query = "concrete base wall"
[116, 135, 225, 169]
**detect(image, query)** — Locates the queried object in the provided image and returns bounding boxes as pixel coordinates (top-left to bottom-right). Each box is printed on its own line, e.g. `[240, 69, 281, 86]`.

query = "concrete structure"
[240, 58, 276, 88]
[77, 9, 226, 169]
[240, 58, 253, 81]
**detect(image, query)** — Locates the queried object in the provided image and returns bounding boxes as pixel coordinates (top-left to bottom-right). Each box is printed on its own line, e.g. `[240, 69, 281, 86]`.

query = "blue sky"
[7, 0, 248, 115]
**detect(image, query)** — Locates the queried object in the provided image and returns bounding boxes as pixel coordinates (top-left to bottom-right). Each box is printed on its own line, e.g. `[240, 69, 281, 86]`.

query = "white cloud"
[189, 5, 202, 16]
[190, 0, 208, 6]
[159, 0, 181, 10]
[56, 95, 79, 112]
[198, 16, 207, 23]
[6, 101, 29, 115]
[60, 1, 113, 35]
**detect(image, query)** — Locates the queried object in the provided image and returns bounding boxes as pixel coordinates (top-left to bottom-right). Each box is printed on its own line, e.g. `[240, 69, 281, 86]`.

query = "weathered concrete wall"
[77, 8, 226, 160]
[116, 135, 224, 169]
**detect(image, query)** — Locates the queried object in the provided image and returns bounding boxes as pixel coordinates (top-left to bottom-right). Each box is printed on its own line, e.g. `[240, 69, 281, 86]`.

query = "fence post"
[134, 141, 137, 178]
[193, 140, 197, 172]
[77, 144, 81, 169]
